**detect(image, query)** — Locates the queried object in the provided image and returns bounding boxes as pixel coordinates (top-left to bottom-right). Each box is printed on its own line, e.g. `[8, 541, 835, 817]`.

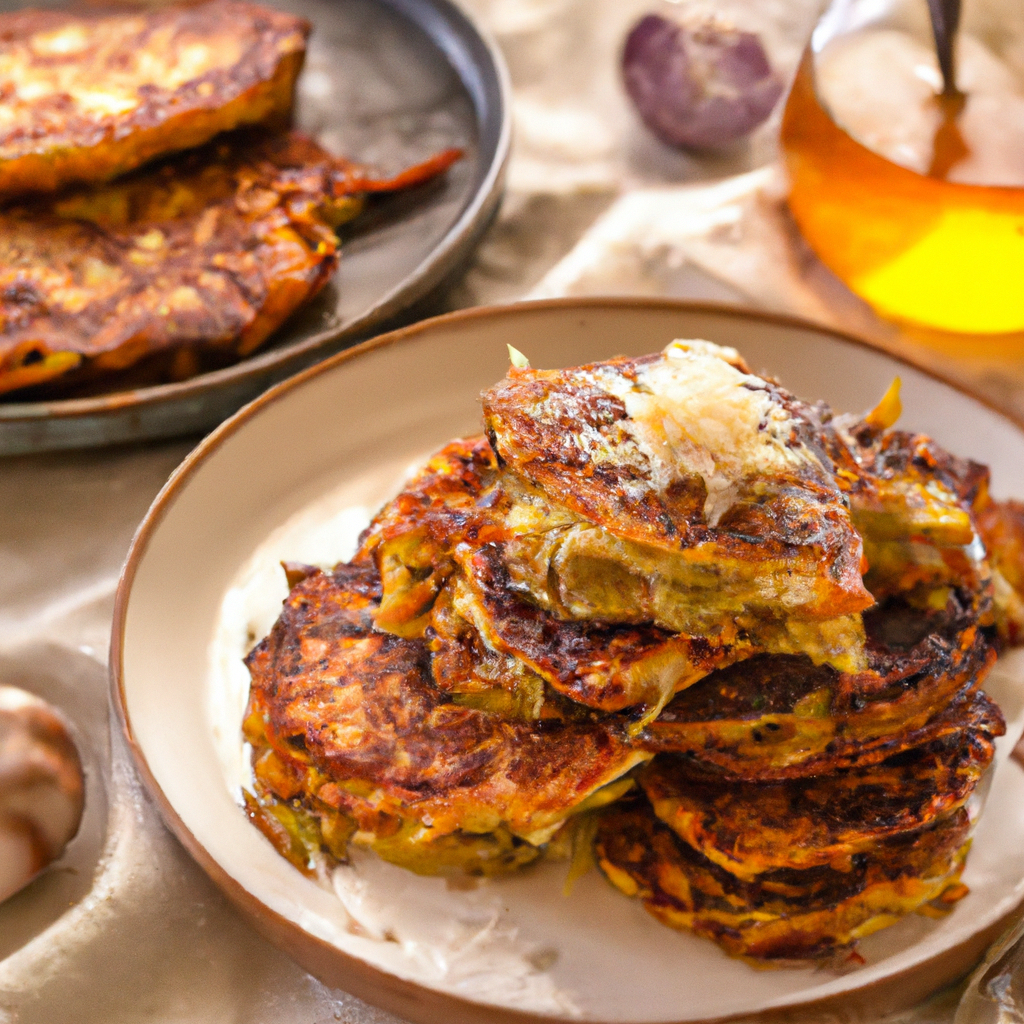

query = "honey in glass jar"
[781, 0, 1024, 335]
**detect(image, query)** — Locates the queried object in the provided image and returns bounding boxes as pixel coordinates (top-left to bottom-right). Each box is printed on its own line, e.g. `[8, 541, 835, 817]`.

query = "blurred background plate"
[0, 0, 509, 455]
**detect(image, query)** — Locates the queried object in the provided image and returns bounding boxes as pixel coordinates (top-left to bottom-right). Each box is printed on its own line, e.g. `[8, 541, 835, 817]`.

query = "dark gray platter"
[0, 0, 509, 454]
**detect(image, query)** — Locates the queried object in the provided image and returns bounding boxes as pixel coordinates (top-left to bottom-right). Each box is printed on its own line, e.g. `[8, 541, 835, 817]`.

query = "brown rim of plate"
[109, 296, 1024, 1024]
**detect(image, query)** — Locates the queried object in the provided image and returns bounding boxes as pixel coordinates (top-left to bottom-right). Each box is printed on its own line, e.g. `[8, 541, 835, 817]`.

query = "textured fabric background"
[0, 2, 1020, 1021]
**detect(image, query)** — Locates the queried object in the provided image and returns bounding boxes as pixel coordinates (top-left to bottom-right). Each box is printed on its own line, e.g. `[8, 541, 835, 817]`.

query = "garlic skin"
[0, 686, 85, 904]
[622, 14, 783, 152]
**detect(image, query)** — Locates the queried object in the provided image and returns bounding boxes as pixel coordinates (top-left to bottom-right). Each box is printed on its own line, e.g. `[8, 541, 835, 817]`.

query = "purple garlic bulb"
[622, 14, 784, 151]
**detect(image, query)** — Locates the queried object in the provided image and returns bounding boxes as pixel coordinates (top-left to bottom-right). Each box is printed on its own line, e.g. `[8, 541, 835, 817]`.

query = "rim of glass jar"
[801, 0, 1024, 195]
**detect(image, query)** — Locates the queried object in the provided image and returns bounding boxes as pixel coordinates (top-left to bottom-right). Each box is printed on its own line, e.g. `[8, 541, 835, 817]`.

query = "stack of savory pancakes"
[243, 340, 1017, 962]
[0, 1, 458, 397]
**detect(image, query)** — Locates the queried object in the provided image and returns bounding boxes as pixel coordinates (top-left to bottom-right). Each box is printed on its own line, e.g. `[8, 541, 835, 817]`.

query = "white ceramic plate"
[113, 299, 1024, 1024]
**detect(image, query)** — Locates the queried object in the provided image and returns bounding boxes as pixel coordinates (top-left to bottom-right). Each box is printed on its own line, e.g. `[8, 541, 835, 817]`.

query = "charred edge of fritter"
[669, 595, 995, 718]
[356, 436, 499, 558]
[356, 440, 505, 640]
[594, 798, 972, 963]
[638, 651, 1003, 782]
[835, 423, 991, 515]
[243, 559, 651, 866]
[243, 752, 543, 879]
[451, 542, 737, 714]
[638, 728, 996, 877]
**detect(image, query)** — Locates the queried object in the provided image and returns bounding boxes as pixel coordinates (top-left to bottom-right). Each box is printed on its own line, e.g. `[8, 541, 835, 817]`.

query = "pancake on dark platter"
[0, 0, 462, 398]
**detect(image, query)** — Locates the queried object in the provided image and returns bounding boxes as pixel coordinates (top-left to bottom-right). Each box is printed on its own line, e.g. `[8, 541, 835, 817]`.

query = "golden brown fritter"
[979, 500, 1024, 595]
[819, 413, 994, 618]
[977, 499, 1024, 643]
[827, 421, 988, 548]
[0, 1, 308, 200]
[357, 436, 503, 637]
[359, 437, 749, 716]
[639, 603, 1003, 779]
[641, 729, 996, 879]
[482, 343, 863, 577]
[448, 543, 747, 715]
[595, 800, 971, 962]
[243, 562, 650, 873]
[481, 341, 873, 673]
[0, 131, 461, 396]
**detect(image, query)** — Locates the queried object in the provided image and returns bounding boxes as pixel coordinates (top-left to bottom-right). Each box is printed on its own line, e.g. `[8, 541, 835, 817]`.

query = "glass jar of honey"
[780, 0, 1024, 335]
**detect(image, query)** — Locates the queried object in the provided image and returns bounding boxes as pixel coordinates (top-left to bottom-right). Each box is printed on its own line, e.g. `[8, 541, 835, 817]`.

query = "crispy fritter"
[448, 544, 747, 715]
[827, 421, 988, 548]
[0, 1, 308, 200]
[481, 341, 873, 673]
[641, 729, 996, 879]
[482, 342, 864, 581]
[819, 413, 994, 618]
[595, 800, 971, 962]
[243, 563, 650, 874]
[639, 604, 1003, 779]
[360, 437, 750, 715]
[979, 500, 1024, 594]
[358, 436, 503, 637]
[0, 131, 461, 396]
[977, 499, 1024, 643]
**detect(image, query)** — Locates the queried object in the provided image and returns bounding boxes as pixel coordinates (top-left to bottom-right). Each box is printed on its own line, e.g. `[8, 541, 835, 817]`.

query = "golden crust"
[449, 543, 745, 714]
[825, 420, 990, 547]
[357, 436, 503, 636]
[0, 131, 461, 396]
[641, 730, 996, 879]
[0, 1, 309, 200]
[243, 562, 650, 853]
[359, 437, 747, 714]
[595, 800, 971, 962]
[820, 417, 995, 621]
[482, 347, 872, 624]
[639, 604, 1003, 779]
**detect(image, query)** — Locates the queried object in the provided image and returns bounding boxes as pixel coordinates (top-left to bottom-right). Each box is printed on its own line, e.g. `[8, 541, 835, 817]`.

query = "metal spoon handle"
[926, 0, 962, 96]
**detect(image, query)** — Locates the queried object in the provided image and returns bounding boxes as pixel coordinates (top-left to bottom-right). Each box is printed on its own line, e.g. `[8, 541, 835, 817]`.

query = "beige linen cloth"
[0, 1, 1020, 1022]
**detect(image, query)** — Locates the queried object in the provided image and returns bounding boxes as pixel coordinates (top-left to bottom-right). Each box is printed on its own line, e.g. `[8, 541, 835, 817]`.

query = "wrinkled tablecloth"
[2, 1, 1022, 1022]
